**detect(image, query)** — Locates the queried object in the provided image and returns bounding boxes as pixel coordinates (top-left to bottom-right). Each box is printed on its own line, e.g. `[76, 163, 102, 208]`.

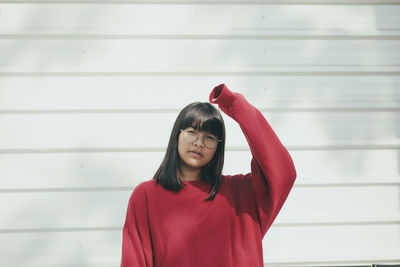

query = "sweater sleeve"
[209, 83, 297, 237]
[121, 183, 153, 267]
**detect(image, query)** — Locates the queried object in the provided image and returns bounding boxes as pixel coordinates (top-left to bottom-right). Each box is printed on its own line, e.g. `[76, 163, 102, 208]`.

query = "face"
[177, 127, 218, 171]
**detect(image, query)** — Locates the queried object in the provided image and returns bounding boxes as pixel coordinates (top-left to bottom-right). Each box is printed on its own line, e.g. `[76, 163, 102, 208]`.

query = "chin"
[184, 160, 206, 169]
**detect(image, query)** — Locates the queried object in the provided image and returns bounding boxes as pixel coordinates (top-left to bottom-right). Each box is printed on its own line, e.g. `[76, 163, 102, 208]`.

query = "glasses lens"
[204, 135, 218, 149]
[183, 130, 197, 143]
[182, 130, 219, 149]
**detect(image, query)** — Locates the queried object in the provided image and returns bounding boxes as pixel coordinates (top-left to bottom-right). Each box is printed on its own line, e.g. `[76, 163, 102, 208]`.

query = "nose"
[193, 133, 206, 147]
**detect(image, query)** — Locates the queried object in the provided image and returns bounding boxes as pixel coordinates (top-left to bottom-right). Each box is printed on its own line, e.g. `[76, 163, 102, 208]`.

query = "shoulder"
[221, 173, 251, 187]
[220, 174, 254, 202]
[135, 179, 156, 190]
[129, 179, 156, 201]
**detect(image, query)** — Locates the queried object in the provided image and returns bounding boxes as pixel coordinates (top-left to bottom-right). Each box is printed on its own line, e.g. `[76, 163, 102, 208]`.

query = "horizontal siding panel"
[0, 150, 399, 189]
[1, 4, 400, 36]
[0, 186, 399, 230]
[281, 185, 400, 224]
[0, 224, 399, 266]
[2, 0, 400, 6]
[1, 40, 400, 72]
[0, 230, 121, 267]
[264, 224, 400, 263]
[0, 112, 398, 149]
[0, 76, 399, 110]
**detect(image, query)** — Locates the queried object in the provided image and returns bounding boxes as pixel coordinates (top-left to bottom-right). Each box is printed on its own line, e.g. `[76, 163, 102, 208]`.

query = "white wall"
[0, 1, 399, 266]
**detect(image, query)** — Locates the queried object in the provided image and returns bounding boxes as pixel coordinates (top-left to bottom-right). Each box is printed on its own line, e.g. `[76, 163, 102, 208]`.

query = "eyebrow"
[187, 127, 215, 134]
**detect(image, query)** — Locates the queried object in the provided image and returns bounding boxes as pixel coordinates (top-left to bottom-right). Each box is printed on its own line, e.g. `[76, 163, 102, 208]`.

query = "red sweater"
[121, 84, 297, 267]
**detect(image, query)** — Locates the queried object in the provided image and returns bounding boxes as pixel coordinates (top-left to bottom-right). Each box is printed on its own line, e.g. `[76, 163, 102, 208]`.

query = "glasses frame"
[180, 129, 222, 149]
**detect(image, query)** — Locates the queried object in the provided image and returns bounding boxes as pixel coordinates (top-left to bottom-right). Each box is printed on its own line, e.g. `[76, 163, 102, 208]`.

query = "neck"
[178, 162, 201, 181]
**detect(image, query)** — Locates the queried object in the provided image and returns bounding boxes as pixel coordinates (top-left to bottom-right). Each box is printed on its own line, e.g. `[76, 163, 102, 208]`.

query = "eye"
[206, 135, 216, 141]
[187, 130, 197, 135]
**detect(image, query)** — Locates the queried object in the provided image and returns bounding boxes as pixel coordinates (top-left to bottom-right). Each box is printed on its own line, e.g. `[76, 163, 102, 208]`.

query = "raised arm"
[209, 83, 297, 237]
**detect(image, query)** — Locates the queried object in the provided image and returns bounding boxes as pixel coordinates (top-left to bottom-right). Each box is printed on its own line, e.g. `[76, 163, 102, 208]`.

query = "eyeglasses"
[180, 129, 222, 149]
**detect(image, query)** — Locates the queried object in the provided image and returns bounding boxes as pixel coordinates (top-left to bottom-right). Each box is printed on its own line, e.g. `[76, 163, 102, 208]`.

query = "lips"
[189, 150, 203, 157]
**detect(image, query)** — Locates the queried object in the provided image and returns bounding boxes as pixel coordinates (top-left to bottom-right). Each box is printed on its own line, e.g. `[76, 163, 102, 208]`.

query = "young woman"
[121, 83, 297, 267]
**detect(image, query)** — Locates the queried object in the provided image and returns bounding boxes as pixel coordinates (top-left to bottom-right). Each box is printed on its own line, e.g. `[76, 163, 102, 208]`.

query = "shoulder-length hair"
[153, 102, 226, 201]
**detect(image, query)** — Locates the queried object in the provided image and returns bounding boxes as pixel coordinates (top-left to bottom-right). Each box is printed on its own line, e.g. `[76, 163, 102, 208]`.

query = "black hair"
[153, 102, 226, 201]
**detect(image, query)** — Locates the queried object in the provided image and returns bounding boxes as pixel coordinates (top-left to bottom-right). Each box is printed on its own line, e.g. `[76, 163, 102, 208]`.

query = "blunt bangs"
[180, 104, 224, 139]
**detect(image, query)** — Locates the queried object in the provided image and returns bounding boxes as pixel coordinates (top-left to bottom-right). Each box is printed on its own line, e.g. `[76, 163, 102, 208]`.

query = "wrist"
[209, 83, 236, 105]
